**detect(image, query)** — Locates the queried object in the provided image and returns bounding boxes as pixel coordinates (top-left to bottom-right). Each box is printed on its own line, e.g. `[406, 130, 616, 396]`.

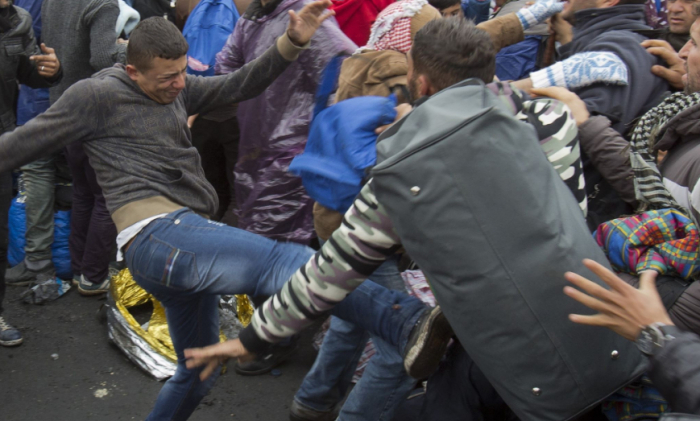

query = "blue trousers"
[125, 209, 425, 421]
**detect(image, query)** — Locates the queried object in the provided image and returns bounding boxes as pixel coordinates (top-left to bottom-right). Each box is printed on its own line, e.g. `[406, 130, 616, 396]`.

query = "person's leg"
[65, 144, 92, 281]
[146, 294, 222, 421]
[338, 335, 417, 421]
[0, 171, 22, 346]
[0, 172, 9, 310]
[21, 155, 56, 267]
[293, 317, 369, 414]
[331, 279, 425, 354]
[294, 257, 412, 417]
[124, 209, 314, 420]
[6, 155, 56, 284]
[334, 259, 418, 421]
[191, 118, 230, 222]
[75, 146, 116, 293]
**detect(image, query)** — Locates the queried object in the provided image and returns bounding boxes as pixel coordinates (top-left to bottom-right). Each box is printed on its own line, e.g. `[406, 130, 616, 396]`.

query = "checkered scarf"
[630, 91, 700, 219]
[360, 0, 428, 54]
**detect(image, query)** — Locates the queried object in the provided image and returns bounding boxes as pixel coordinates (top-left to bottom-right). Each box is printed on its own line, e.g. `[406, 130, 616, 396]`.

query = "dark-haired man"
[186, 17, 640, 421]
[0, 7, 335, 420]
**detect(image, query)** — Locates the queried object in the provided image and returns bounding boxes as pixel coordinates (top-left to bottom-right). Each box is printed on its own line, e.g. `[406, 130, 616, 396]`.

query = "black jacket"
[0, 5, 59, 136]
[649, 326, 700, 414]
[560, 5, 668, 135]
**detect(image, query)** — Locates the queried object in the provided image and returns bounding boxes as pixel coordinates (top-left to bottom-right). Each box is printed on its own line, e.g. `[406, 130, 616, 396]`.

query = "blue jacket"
[289, 96, 396, 212]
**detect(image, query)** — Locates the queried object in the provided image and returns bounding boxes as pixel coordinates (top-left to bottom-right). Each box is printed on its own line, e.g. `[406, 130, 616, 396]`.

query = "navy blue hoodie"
[560, 5, 668, 135]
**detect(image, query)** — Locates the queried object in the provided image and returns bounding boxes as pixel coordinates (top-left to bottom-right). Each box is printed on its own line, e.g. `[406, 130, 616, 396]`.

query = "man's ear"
[126, 64, 140, 81]
[419, 75, 438, 96]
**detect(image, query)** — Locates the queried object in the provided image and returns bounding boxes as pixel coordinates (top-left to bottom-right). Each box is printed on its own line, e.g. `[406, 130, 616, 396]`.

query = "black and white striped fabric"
[630, 92, 700, 217]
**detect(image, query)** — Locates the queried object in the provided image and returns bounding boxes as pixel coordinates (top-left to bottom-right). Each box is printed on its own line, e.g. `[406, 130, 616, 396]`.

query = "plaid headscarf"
[360, 0, 439, 54]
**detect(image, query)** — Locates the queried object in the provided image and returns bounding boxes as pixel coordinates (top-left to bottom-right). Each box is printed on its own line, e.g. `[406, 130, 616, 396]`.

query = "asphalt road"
[0, 285, 318, 421]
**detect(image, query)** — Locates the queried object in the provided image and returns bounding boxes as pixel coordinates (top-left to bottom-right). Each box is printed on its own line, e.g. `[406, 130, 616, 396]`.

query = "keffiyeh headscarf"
[359, 0, 440, 54]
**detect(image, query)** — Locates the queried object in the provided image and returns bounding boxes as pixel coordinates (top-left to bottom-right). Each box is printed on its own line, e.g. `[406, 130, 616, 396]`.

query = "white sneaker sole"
[0, 337, 24, 347]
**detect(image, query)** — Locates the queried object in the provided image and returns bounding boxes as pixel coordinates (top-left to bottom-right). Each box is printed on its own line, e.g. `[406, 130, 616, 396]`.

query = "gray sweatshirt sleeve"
[578, 115, 638, 206]
[184, 33, 305, 116]
[0, 81, 96, 173]
[85, 0, 127, 70]
[648, 328, 700, 413]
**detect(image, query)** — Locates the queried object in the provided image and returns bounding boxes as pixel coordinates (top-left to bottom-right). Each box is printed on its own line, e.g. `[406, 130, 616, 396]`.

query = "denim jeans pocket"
[132, 235, 200, 291]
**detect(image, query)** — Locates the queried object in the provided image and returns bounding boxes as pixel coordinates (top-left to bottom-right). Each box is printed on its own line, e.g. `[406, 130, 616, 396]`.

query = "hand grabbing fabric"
[516, 0, 564, 30]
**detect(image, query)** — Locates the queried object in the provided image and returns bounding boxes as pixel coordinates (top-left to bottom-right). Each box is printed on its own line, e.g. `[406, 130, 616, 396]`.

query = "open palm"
[287, 0, 334, 46]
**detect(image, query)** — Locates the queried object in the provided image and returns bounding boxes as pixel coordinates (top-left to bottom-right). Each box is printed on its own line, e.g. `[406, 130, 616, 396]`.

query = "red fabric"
[331, 0, 394, 47]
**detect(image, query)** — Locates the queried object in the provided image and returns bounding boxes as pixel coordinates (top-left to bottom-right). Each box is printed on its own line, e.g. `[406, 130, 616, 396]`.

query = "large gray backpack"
[371, 79, 645, 420]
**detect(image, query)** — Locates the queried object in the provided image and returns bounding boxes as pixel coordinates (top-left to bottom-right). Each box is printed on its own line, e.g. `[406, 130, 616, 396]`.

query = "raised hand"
[287, 0, 335, 46]
[642, 39, 686, 90]
[530, 86, 590, 126]
[517, 0, 564, 30]
[184, 338, 254, 381]
[29, 43, 61, 78]
[564, 259, 674, 341]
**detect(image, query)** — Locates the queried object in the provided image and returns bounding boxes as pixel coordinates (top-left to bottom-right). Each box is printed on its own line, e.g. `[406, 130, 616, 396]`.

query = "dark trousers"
[0, 171, 11, 315]
[65, 143, 116, 283]
[190, 116, 239, 226]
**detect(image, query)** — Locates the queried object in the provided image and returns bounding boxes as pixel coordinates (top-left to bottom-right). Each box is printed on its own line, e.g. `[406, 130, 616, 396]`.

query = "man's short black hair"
[615, 0, 646, 5]
[412, 18, 495, 91]
[127, 17, 189, 71]
[428, 0, 461, 11]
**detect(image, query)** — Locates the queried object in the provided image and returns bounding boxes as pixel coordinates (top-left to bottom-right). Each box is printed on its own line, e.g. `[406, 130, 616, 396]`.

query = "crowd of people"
[2, 0, 700, 419]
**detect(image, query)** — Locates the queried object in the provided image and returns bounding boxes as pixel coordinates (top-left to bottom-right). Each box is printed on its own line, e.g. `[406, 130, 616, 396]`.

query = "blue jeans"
[125, 209, 423, 421]
[295, 258, 424, 421]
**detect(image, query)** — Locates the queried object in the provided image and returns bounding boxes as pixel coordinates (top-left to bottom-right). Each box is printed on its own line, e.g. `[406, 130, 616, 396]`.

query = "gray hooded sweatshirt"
[0, 34, 304, 233]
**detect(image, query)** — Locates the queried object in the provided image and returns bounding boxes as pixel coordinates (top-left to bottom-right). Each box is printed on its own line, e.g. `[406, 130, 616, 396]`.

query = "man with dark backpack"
[185, 17, 646, 421]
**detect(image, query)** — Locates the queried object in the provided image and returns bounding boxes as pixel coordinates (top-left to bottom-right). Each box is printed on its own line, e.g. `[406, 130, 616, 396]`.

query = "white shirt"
[115, 214, 168, 261]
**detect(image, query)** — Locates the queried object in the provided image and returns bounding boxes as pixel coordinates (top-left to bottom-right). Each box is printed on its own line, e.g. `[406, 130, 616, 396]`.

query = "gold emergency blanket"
[108, 268, 254, 379]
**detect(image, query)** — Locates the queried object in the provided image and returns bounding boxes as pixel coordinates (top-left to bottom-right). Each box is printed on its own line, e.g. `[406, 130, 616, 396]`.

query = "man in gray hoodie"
[0, 6, 333, 419]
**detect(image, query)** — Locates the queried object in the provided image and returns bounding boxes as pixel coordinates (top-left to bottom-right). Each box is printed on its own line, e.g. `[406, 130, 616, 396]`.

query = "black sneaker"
[0, 316, 23, 347]
[5, 261, 55, 287]
[289, 400, 341, 421]
[234, 343, 298, 376]
[403, 306, 453, 379]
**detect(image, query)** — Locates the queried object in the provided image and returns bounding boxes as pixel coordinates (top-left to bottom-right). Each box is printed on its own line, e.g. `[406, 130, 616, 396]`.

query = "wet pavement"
[0, 285, 318, 421]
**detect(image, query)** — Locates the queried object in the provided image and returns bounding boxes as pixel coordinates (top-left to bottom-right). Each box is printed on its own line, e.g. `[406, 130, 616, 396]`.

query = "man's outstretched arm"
[0, 81, 95, 173]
